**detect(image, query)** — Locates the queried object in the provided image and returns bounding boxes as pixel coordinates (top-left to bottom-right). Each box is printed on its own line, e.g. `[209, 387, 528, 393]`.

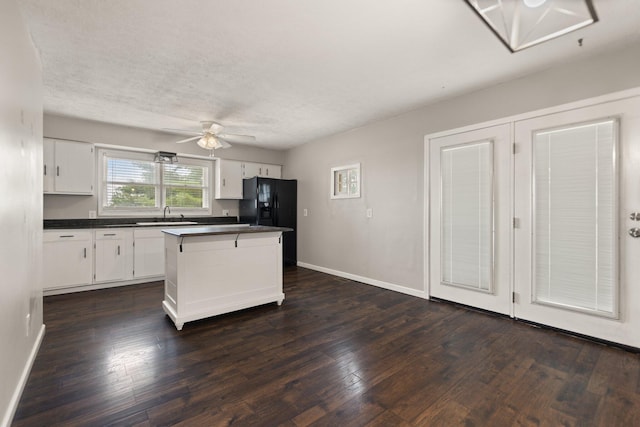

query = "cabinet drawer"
[134, 227, 166, 239]
[44, 230, 92, 242]
[95, 229, 129, 240]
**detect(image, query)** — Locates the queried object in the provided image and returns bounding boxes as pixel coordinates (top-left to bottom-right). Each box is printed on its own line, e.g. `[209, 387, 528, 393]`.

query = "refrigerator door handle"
[273, 194, 278, 225]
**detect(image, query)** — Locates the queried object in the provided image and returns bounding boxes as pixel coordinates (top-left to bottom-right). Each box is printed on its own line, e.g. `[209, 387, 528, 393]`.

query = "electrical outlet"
[366, 208, 373, 218]
[222, 210, 229, 217]
[303, 209, 308, 217]
[89, 210, 97, 219]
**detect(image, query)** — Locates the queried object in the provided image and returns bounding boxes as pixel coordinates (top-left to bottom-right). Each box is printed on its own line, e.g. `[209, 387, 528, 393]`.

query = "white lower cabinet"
[43, 230, 93, 290]
[133, 228, 165, 278]
[94, 229, 133, 283]
[44, 226, 189, 293]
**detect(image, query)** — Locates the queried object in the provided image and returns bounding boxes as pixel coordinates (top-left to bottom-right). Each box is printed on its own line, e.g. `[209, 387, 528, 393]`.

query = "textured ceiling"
[19, 0, 640, 150]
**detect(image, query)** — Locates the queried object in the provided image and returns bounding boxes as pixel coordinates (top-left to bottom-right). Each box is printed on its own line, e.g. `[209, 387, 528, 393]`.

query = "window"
[98, 149, 212, 216]
[331, 163, 360, 199]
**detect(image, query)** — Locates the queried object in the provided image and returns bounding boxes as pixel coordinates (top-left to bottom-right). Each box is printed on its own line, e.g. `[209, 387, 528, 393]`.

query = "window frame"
[330, 163, 361, 199]
[97, 148, 213, 217]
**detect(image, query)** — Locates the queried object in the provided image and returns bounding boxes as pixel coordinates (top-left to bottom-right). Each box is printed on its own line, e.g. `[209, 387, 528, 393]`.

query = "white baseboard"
[296, 262, 427, 299]
[2, 324, 45, 427]
[44, 276, 164, 296]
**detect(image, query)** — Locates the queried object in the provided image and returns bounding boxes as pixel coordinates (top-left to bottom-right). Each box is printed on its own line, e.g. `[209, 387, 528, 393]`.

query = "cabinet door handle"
[83, 248, 87, 258]
[103, 233, 116, 236]
[223, 178, 226, 187]
[56, 166, 60, 176]
[60, 235, 74, 238]
[259, 167, 262, 175]
[44, 164, 47, 176]
[266, 168, 268, 176]
[117, 245, 120, 255]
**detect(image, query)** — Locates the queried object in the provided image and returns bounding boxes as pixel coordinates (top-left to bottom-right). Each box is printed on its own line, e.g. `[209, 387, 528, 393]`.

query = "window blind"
[533, 119, 617, 315]
[163, 163, 209, 209]
[440, 141, 493, 292]
[103, 156, 159, 208]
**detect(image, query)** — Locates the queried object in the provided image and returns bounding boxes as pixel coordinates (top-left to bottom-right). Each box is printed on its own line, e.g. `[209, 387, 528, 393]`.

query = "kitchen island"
[162, 225, 292, 330]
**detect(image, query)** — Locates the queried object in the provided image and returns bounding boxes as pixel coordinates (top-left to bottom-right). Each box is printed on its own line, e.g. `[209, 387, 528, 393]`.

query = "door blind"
[533, 119, 617, 316]
[440, 140, 493, 292]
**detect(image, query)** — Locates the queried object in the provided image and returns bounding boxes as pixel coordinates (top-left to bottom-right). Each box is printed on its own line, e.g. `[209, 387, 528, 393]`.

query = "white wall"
[43, 114, 286, 219]
[0, 1, 45, 425]
[285, 43, 640, 293]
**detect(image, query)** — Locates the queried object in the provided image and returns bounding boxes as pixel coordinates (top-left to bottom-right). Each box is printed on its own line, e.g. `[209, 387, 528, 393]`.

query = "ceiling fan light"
[197, 134, 219, 150]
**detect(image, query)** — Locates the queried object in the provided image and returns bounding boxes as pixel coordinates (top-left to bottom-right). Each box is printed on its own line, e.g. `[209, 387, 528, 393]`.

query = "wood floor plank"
[12, 267, 640, 426]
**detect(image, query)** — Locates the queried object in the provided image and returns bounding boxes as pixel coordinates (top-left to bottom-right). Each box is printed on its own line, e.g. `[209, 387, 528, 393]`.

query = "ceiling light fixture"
[464, 0, 598, 52]
[154, 151, 178, 163]
[523, 0, 547, 8]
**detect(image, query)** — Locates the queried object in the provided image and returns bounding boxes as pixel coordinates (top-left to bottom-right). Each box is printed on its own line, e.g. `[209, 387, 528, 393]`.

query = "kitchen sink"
[136, 221, 199, 226]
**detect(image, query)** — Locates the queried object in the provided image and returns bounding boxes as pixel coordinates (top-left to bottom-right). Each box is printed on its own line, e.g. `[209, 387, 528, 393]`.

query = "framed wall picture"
[331, 163, 360, 199]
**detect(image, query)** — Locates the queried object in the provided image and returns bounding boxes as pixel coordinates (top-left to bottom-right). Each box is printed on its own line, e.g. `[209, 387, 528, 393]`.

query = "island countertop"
[162, 224, 293, 237]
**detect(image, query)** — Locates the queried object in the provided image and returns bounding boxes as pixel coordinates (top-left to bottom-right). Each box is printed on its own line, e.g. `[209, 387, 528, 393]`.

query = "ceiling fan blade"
[217, 133, 256, 143]
[217, 139, 232, 149]
[175, 135, 202, 144]
[163, 128, 202, 136]
[207, 122, 224, 134]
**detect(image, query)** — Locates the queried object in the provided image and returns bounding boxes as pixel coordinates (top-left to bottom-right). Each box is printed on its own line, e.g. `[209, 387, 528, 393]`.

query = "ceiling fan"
[167, 121, 256, 150]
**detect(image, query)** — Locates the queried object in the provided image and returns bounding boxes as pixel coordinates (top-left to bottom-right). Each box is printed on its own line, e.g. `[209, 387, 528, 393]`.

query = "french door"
[428, 124, 512, 315]
[513, 96, 640, 348]
[427, 94, 640, 348]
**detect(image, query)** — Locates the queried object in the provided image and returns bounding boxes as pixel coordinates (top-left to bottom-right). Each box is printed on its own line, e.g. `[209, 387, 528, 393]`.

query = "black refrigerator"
[239, 177, 297, 266]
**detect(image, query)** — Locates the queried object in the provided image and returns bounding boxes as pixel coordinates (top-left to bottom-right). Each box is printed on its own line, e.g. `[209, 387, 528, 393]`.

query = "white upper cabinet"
[262, 164, 282, 178]
[242, 162, 282, 179]
[43, 138, 55, 192]
[215, 159, 243, 199]
[43, 138, 95, 195]
[242, 162, 262, 179]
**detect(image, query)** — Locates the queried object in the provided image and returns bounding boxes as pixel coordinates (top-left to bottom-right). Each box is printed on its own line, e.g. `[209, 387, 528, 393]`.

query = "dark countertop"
[162, 225, 293, 237]
[44, 216, 240, 229]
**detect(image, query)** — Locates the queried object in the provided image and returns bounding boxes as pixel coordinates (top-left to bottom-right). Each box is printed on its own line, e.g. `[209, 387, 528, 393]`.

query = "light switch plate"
[303, 209, 308, 217]
[89, 210, 97, 219]
[366, 208, 373, 218]
[222, 210, 229, 216]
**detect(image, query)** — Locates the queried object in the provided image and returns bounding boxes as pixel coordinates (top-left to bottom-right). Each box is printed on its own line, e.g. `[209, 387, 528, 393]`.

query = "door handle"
[117, 245, 120, 255]
[56, 166, 60, 176]
[629, 228, 640, 238]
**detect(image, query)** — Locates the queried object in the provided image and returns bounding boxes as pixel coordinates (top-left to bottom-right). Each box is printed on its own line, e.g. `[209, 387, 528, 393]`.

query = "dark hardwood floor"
[13, 267, 640, 426]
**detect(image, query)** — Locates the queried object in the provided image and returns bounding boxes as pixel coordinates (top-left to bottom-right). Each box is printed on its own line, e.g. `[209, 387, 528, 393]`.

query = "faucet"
[163, 206, 171, 219]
